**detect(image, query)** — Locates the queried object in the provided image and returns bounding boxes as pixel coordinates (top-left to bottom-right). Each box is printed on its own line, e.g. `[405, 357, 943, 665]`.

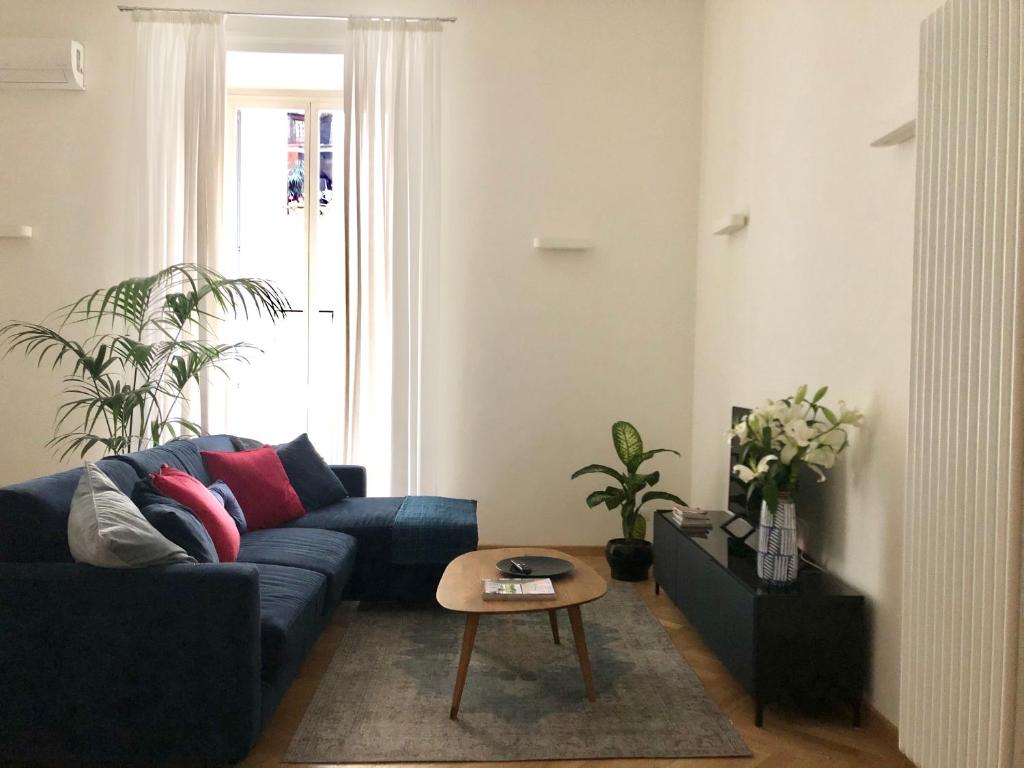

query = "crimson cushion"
[150, 465, 240, 562]
[201, 447, 305, 530]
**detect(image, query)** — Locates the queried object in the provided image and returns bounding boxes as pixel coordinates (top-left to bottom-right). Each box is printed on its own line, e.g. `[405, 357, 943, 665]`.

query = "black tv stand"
[653, 510, 866, 727]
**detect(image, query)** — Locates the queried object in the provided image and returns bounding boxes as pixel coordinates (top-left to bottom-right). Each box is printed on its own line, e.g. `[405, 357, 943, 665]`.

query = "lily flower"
[784, 419, 816, 447]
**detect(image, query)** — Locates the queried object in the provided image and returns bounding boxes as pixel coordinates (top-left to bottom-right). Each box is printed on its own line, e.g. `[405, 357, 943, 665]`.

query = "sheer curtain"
[343, 20, 441, 496]
[130, 11, 225, 431]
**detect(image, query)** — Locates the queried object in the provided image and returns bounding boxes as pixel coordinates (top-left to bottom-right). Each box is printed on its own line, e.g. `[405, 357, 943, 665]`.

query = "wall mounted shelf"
[532, 237, 593, 251]
[712, 214, 748, 236]
[0, 225, 32, 239]
[871, 118, 916, 147]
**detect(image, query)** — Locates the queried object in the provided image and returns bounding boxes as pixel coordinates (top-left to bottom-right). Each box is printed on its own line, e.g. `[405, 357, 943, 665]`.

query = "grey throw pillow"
[68, 462, 194, 568]
[230, 435, 265, 451]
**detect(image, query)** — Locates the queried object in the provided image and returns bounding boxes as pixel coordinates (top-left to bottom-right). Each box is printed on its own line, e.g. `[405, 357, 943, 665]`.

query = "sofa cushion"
[231, 435, 264, 451]
[152, 466, 240, 563]
[252, 563, 326, 686]
[0, 459, 139, 563]
[208, 480, 247, 534]
[276, 433, 348, 510]
[286, 497, 403, 598]
[131, 478, 219, 563]
[68, 462, 193, 568]
[190, 434, 237, 454]
[237, 528, 356, 606]
[285, 496, 402, 551]
[202, 447, 305, 531]
[110, 440, 209, 484]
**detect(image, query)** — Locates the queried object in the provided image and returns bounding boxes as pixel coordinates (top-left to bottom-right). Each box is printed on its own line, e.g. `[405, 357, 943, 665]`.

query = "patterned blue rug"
[286, 582, 750, 761]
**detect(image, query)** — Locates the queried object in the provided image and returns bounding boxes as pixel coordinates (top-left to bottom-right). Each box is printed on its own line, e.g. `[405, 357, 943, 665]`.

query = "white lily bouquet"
[728, 385, 864, 513]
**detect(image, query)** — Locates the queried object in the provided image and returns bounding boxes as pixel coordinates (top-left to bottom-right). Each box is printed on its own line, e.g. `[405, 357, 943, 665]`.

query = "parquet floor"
[241, 549, 916, 768]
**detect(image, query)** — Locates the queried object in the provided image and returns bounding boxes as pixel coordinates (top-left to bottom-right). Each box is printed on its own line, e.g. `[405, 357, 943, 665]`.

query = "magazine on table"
[482, 578, 556, 600]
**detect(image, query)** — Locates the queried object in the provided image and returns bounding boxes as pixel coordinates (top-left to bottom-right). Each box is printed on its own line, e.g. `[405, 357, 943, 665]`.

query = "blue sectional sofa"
[0, 434, 477, 766]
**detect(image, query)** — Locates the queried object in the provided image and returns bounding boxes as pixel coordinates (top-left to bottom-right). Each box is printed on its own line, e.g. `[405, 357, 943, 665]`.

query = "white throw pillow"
[68, 462, 194, 568]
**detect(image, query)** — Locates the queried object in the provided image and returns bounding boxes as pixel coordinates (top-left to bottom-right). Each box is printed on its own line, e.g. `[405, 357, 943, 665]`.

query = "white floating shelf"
[871, 118, 916, 147]
[712, 214, 748, 236]
[0, 225, 32, 239]
[871, 99, 917, 147]
[532, 237, 594, 251]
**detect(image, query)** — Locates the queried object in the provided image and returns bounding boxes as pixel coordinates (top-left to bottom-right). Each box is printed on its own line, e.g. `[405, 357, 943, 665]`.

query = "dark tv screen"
[728, 405, 762, 522]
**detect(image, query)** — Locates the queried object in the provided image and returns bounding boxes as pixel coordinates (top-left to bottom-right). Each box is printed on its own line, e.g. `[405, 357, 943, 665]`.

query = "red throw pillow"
[150, 465, 240, 562]
[201, 447, 305, 530]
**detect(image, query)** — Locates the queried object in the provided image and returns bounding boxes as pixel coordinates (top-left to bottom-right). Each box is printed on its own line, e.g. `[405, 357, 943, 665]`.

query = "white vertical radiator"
[900, 1, 1023, 767]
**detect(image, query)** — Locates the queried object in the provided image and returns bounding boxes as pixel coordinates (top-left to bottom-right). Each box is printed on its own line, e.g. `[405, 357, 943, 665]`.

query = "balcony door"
[219, 93, 345, 460]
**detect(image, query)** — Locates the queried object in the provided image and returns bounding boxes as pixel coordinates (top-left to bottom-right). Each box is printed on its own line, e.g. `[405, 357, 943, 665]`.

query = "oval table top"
[436, 547, 608, 614]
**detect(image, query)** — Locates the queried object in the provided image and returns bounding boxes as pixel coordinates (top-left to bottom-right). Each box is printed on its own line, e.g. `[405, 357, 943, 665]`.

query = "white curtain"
[130, 11, 225, 430]
[343, 20, 441, 496]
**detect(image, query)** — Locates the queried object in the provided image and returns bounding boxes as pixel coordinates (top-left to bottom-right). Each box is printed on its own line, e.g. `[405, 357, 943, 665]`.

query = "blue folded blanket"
[393, 496, 478, 565]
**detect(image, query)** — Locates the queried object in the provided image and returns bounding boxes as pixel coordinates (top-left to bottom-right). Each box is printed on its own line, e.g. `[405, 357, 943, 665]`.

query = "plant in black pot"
[571, 421, 686, 581]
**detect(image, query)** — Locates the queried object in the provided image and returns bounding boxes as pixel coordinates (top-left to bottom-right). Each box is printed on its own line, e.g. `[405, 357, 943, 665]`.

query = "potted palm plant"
[571, 421, 686, 581]
[1, 264, 289, 458]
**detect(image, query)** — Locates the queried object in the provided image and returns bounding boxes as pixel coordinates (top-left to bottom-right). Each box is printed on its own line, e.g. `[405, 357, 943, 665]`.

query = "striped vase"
[756, 493, 799, 586]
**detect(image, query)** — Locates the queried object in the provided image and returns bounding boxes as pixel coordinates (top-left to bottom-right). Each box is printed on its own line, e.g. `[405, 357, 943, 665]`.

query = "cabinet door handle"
[317, 309, 335, 319]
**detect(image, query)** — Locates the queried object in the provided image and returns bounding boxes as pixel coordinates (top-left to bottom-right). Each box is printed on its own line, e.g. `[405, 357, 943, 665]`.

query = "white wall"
[691, 0, 942, 724]
[0, 2, 135, 483]
[0, 0, 704, 548]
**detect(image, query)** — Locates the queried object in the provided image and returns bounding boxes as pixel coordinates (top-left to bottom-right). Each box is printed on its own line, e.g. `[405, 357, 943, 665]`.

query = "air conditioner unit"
[0, 38, 85, 90]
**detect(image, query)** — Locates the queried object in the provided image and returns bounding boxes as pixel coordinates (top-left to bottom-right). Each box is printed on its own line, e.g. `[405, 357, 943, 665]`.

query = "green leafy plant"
[571, 421, 687, 541]
[1, 264, 289, 459]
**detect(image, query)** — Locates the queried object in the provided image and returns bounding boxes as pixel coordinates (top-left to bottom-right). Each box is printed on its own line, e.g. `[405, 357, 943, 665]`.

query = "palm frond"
[2, 263, 292, 459]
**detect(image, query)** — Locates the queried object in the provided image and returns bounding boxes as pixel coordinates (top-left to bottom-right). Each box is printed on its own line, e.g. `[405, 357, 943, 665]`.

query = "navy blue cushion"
[276, 433, 348, 510]
[0, 459, 140, 563]
[131, 479, 218, 563]
[237, 528, 356, 606]
[111, 440, 209, 484]
[208, 480, 246, 534]
[252, 563, 325, 686]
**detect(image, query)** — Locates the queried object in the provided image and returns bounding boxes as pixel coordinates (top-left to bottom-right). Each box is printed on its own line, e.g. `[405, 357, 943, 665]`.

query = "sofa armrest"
[331, 464, 367, 498]
[0, 562, 261, 765]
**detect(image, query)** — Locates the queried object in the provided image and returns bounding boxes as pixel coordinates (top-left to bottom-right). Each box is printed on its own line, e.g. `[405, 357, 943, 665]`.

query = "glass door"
[220, 96, 345, 457]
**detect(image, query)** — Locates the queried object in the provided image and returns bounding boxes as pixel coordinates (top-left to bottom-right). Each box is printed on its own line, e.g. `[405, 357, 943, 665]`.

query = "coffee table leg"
[548, 609, 560, 644]
[450, 613, 480, 720]
[567, 604, 595, 701]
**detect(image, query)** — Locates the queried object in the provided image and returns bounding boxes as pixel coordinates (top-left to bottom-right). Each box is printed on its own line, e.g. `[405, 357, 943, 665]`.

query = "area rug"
[285, 582, 750, 762]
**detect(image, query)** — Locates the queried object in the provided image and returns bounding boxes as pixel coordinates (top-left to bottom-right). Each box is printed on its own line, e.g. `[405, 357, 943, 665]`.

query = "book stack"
[671, 505, 712, 534]
[481, 578, 556, 600]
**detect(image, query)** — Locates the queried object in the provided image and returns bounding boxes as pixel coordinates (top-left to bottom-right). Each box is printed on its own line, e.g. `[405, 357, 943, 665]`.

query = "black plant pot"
[605, 538, 653, 581]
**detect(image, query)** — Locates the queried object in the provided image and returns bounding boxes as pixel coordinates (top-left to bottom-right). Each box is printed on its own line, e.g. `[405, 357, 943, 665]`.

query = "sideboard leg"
[655, 581, 660, 596]
[755, 700, 764, 728]
[852, 697, 862, 727]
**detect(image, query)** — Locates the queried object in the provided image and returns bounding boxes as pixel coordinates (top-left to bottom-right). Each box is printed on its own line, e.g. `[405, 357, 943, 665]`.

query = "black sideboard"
[653, 509, 865, 727]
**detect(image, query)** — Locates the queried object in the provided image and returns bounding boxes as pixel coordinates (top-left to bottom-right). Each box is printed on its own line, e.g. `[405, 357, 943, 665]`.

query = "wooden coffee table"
[436, 547, 608, 719]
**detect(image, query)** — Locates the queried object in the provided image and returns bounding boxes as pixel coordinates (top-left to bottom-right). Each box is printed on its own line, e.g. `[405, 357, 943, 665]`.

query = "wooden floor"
[241, 550, 915, 768]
